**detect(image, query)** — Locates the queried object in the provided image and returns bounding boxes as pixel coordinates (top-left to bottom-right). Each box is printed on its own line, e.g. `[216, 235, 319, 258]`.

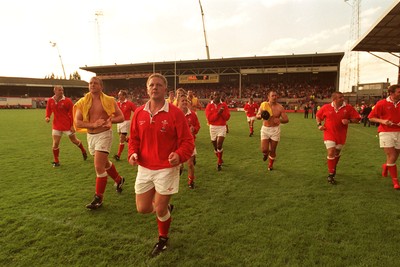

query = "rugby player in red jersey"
[113, 89, 137, 161]
[178, 93, 201, 189]
[45, 85, 87, 167]
[128, 73, 194, 257]
[243, 97, 259, 137]
[316, 92, 361, 184]
[205, 91, 231, 171]
[368, 84, 400, 189]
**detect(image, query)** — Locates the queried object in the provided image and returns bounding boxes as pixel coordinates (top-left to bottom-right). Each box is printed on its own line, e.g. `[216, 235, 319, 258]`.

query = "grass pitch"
[1, 109, 400, 266]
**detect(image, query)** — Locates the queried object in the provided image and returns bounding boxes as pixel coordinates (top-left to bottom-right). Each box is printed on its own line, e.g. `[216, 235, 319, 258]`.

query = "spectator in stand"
[243, 97, 259, 137]
[368, 84, 400, 189]
[114, 89, 137, 161]
[177, 93, 201, 189]
[128, 73, 194, 257]
[205, 91, 231, 171]
[256, 89, 289, 171]
[316, 92, 361, 185]
[74, 77, 125, 210]
[45, 85, 87, 167]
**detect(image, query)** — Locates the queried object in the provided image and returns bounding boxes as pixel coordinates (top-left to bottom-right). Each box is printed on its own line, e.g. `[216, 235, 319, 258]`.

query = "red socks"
[106, 163, 122, 183]
[117, 143, 125, 157]
[327, 157, 336, 174]
[95, 175, 108, 198]
[157, 214, 171, 238]
[53, 147, 59, 163]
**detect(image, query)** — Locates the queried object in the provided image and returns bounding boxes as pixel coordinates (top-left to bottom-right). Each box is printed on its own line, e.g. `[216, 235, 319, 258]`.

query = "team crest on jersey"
[160, 120, 168, 132]
[139, 120, 146, 126]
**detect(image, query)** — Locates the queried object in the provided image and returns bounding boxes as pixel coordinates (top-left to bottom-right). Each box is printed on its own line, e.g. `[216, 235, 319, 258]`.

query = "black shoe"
[263, 155, 268, 162]
[193, 156, 196, 166]
[52, 162, 60, 167]
[82, 152, 88, 161]
[327, 174, 336, 185]
[168, 204, 174, 213]
[189, 181, 195, 189]
[86, 195, 103, 210]
[114, 155, 120, 161]
[268, 167, 273, 171]
[150, 236, 168, 257]
[217, 164, 222, 171]
[116, 177, 125, 193]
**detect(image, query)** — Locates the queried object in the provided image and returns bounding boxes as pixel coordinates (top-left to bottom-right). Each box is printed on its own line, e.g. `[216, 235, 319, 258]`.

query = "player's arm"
[279, 107, 289, 124]
[111, 102, 124, 124]
[45, 100, 52, 123]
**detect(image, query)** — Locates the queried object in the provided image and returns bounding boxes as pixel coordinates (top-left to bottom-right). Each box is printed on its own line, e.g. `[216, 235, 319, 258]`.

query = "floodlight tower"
[95, 10, 104, 65]
[198, 0, 210, 60]
[343, 0, 361, 92]
[49, 41, 67, 79]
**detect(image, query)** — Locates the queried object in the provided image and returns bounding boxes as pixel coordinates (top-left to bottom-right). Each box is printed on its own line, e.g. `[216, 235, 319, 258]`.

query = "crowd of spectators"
[106, 81, 336, 109]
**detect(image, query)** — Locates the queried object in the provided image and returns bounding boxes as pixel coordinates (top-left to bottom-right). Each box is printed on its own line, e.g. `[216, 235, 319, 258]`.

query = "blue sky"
[0, 0, 398, 91]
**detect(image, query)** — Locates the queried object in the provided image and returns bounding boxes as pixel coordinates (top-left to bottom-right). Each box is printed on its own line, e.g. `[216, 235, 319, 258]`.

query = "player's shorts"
[209, 125, 227, 141]
[261, 125, 281, 141]
[324, 140, 344, 150]
[87, 129, 113, 156]
[117, 120, 130, 134]
[52, 129, 74, 136]
[247, 116, 256, 122]
[379, 132, 400, 149]
[135, 165, 180, 195]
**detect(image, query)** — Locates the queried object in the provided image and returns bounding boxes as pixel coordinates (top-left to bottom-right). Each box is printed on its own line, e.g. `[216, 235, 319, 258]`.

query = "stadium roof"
[80, 53, 344, 77]
[352, 0, 400, 53]
[0, 76, 88, 88]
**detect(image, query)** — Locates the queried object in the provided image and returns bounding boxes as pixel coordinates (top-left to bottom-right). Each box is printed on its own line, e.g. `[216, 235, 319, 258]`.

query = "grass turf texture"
[1, 109, 400, 266]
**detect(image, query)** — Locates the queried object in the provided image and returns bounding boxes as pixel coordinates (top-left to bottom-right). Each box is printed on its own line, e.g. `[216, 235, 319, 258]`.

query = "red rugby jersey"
[316, 102, 360, 145]
[45, 96, 74, 131]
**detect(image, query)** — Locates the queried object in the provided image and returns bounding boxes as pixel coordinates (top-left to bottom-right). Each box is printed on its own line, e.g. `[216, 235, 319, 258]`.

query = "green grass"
[1, 109, 400, 266]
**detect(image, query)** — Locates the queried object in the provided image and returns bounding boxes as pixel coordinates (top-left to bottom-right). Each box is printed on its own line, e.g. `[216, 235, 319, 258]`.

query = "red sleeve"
[205, 103, 217, 122]
[128, 109, 141, 160]
[45, 99, 53, 118]
[192, 113, 201, 135]
[221, 103, 231, 121]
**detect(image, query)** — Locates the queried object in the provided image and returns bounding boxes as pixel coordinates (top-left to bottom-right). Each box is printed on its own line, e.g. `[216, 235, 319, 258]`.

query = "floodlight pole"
[198, 0, 210, 60]
[49, 41, 67, 79]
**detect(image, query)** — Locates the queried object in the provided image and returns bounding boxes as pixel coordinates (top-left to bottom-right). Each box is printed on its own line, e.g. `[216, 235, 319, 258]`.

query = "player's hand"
[384, 120, 394, 126]
[168, 152, 180, 166]
[128, 153, 138, 166]
[45, 117, 50, 123]
[318, 125, 326, 131]
[341, 119, 349, 125]
[103, 117, 112, 129]
[92, 118, 106, 128]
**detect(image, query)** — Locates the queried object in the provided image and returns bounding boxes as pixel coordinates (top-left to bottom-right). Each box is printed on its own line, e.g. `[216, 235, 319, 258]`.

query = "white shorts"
[87, 129, 113, 156]
[324, 140, 344, 150]
[117, 120, 130, 134]
[52, 129, 74, 136]
[135, 165, 180, 195]
[209, 125, 227, 141]
[379, 132, 400, 149]
[247, 116, 256, 123]
[261, 125, 281, 141]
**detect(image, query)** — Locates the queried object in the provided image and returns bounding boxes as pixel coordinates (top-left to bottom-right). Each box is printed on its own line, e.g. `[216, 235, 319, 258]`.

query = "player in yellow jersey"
[256, 90, 289, 171]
